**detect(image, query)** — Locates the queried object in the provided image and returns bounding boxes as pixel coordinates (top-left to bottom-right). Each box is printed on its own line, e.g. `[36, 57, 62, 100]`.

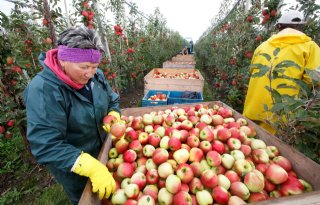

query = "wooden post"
[93, 2, 112, 63]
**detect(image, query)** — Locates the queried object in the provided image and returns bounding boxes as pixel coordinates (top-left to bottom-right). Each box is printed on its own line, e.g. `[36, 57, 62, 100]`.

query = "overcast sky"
[132, 0, 223, 42]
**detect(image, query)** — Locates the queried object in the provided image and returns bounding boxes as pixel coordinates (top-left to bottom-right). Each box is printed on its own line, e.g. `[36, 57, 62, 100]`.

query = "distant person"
[182, 46, 188, 55]
[189, 40, 194, 54]
[23, 27, 120, 204]
[243, 10, 320, 134]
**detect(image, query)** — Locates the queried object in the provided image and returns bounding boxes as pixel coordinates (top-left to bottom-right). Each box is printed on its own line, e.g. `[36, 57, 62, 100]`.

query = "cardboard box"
[79, 102, 320, 205]
[144, 68, 204, 95]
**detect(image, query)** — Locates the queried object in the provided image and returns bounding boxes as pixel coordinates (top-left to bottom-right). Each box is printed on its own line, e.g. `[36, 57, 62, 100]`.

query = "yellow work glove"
[103, 111, 125, 133]
[73, 152, 116, 199]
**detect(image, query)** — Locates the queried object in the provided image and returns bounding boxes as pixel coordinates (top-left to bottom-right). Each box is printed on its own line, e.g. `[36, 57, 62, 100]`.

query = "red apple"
[181, 120, 194, 130]
[217, 128, 231, 141]
[187, 135, 200, 148]
[166, 174, 181, 194]
[248, 191, 269, 203]
[211, 114, 224, 126]
[266, 145, 280, 158]
[116, 138, 129, 154]
[273, 156, 292, 171]
[125, 129, 138, 142]
[137, 195, 155, 205]
[206, 150, 221, 167]
[200, 169, 218, 189]
[195, 190, 213, 205]
[244, 170, 265, 192]
[199, 140, 212, 153]
[124, 183, 140, 199]
[158, 187, 173, 205]
[228, 195, 247, 205]
[176, 163, 194, 184]
[189, 177, 204, 194]
[110, 122, 126, 138]
[230, 181, 250, 200]
[131, 172, 147, 190]
[189, 147, 204, 162]
[280, 176, 304, 196]
[211, 186, 229, 205]
[174, 148, 190, 164]
[199, 126, 214, 142]
[225, 170, 240, 183]
[173, 191, 192, 205]
[143, 185, 158, 201]
[266, 164, 288, 184]
[227, 137, 242, 150]
[138, 132, 149, 145]
[152, 148, 169, 165]
[148, 133, 161, 147]
[168, 137, 182, 151]
[123, 149, 137, 163]
[146, 169, 159, 184]
[158, 162, 174, 178]
[211, 140, 225, 154]
[117, 162, 134, 178]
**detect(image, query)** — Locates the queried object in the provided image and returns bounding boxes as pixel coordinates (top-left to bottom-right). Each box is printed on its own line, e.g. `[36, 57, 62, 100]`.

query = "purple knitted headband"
[57, 45, 102, 63]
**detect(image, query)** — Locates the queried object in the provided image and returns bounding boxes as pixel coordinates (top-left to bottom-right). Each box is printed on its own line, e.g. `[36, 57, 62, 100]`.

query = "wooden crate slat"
[144, 68, 204, 94]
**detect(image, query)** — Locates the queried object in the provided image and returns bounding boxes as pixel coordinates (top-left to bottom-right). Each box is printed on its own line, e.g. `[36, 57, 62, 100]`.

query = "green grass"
[0, 134, 70, 205]
[33, 184, 70, 205]
[201, 71, 214, 102]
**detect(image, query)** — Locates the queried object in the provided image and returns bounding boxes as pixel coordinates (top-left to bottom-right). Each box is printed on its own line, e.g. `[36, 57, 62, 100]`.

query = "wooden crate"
[79, 101, 320, 205]
[172, 54, 195, 62]
[162, 61, 195, 68]
[144, 68, 204, 95]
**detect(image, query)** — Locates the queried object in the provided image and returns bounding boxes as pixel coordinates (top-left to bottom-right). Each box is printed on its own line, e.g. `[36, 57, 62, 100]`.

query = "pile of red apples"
[153, 71, 200, 79]
[103, 104, 312, 205]
[147, 93, 167, 101]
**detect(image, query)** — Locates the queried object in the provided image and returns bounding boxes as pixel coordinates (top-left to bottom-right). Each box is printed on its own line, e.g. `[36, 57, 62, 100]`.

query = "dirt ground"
[119, 81, 145, 109]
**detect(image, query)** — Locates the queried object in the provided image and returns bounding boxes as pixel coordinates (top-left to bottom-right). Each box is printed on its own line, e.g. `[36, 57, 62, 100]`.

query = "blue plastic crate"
[142, 90, 169, 107]
[168, 91, 203, 105]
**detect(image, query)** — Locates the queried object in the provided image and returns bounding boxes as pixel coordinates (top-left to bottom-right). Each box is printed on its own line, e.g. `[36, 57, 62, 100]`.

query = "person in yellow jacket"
[243, 10, 320, 134]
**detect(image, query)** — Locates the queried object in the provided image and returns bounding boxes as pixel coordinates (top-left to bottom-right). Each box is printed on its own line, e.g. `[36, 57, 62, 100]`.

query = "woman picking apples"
[23, 27, 120, 205]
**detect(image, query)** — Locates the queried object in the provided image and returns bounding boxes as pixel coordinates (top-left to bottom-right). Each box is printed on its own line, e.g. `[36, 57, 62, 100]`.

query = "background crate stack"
[171, 54, 195, 62]
[162, 60, 196, 68]
[143, 68, 204, 95]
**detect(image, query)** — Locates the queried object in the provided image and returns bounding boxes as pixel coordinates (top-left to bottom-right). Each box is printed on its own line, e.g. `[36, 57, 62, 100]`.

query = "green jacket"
[23, 52, 120, 204]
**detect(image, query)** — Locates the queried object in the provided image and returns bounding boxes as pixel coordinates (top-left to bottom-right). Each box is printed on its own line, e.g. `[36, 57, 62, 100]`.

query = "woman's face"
[60, 61, 99, 85]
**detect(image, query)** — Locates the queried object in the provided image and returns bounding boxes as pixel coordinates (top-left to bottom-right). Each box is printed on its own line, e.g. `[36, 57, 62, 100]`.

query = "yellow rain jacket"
[243, 28, 320, 134]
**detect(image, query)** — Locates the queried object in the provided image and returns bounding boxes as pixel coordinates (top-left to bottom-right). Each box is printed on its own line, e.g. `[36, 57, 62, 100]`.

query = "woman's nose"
[85, 67, 96, 78]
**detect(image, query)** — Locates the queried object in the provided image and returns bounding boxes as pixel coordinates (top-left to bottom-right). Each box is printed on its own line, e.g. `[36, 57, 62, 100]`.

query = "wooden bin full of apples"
[79, 101, 320, 205]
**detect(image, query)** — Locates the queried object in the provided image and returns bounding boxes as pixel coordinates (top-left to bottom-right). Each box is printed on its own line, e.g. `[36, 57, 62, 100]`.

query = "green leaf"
[273, 48, 280, 56]
[250, 64, 270, 77]
[287, 101, 305, 111]
[258, 53, 271, 61]
[265, 85, 282, 103]
[271, 103, 287, 112]
[276, 84, 298, 90]
[263, 104, 269, 112]
[275, 60, 301, 70]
